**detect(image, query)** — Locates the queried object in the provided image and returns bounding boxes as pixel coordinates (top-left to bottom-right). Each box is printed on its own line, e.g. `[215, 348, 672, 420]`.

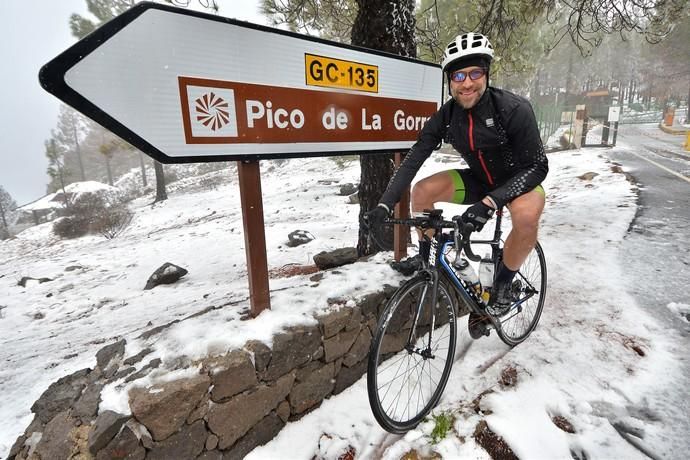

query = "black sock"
[494, 261, 517, 286]
[419, 239, 431, 261]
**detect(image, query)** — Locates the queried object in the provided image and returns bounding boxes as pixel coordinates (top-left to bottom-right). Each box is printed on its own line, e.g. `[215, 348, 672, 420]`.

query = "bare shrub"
[53, 216, 89, 239]
[93, 205, 133, 239]
[53, 191, 132, 239]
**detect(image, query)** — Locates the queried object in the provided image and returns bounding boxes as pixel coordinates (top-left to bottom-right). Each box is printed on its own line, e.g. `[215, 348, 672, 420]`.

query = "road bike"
[366, 208, 547, 433]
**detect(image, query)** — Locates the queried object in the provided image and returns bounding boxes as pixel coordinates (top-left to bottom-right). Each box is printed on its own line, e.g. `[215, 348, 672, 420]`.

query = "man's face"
[449, 66, 487, 109]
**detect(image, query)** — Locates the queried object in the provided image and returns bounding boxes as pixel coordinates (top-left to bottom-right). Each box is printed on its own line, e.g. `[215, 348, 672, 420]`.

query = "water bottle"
[453, 255, 480, 287]
[479, 254, 494, 288]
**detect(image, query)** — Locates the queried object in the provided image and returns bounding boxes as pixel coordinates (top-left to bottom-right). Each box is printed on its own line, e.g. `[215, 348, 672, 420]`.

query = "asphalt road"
[605, 122, 690, 454]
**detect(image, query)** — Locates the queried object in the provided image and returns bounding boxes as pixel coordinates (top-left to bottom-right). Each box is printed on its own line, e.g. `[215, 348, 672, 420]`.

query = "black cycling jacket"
[380, 87, 548, 210]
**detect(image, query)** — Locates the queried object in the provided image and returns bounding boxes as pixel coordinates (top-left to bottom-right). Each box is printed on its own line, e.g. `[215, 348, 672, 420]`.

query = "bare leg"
[411, 171, 456, 239]
[502, 190, 545, 270]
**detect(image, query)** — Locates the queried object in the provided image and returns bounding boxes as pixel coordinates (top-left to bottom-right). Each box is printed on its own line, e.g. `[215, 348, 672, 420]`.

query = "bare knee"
[411, 173, 454, 211]
[511, 211, 540, 235]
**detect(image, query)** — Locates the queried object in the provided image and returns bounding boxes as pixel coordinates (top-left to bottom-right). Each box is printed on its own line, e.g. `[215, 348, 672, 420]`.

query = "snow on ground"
[0, 145, 685, 458]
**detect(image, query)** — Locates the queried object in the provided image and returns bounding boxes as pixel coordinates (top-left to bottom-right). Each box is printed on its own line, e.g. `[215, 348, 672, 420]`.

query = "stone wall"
[8, 290, 393, 460]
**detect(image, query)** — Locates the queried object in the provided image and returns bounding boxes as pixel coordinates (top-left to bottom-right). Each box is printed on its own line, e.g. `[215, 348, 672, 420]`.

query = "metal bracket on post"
[237, 160, 271, 317]
[394, 152, 410, 262]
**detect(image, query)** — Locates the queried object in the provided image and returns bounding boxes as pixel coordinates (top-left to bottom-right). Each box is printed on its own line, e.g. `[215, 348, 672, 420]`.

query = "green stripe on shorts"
[535, 184, 545, 197]
[448, 170, 466, 204]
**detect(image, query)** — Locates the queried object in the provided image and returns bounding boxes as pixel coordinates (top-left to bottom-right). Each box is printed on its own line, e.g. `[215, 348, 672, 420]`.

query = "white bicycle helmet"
[441, 33, 494, 72]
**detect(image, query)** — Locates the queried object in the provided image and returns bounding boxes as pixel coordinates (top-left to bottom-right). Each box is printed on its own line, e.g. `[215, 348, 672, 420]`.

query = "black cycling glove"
[364, 204, 391, 229]
[461, 201, 495, 232]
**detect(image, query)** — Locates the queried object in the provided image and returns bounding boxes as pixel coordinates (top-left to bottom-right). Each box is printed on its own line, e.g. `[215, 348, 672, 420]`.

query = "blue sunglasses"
[450, 68, 487, 82]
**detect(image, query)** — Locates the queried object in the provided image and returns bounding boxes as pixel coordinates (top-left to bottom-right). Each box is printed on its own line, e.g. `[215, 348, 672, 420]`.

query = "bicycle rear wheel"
[495, 241, 547, 346]
[367, 275, 457, 433]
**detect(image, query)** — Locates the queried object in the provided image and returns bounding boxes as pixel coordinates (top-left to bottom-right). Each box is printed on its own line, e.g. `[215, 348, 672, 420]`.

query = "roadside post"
[602, 106, 620, 146]
[39, 2, 441, 316]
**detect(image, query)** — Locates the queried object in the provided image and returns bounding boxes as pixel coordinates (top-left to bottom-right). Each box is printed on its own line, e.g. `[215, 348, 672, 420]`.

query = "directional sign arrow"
[40, 2, 441, 163]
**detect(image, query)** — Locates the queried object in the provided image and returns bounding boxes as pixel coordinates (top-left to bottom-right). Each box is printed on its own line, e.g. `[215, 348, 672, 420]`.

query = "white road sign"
[40, 2, 442, 163]
[608, 106, 621, 123]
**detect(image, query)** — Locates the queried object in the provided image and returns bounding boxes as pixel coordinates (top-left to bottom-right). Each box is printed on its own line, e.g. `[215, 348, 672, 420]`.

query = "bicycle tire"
[495, 241, 547, 346]
[367, 275, 457, 433]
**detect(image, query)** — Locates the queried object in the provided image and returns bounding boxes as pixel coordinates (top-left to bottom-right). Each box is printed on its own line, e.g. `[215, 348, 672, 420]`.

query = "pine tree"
[0, 185, 18, 239]
[54, 105, 87, 182]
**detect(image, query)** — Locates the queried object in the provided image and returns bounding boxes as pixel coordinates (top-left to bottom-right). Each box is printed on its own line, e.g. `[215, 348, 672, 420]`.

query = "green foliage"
[429, 411, 455, 444]
[70, 0, 135, 39]
[261, 0, 358, 43]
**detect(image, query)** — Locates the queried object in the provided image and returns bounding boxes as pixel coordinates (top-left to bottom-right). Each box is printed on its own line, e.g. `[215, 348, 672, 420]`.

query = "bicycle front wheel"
[496, 241, 547, 346]
[367, 275, 457, 433]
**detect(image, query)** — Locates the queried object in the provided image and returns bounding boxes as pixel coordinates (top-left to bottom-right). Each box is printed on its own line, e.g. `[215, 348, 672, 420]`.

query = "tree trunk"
[105, 156, 113, 186]
[139, 153, 148, 188]
[352, 0, 416, 256]
[153, 161, 168, 203]
[73, 126, 86, 181]
[686, 79, 690, 121]
[0, 198, 7, 232]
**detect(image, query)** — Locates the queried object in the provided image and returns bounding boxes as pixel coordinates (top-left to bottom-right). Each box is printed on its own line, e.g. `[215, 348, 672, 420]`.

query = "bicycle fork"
[405, 269, 439, 359]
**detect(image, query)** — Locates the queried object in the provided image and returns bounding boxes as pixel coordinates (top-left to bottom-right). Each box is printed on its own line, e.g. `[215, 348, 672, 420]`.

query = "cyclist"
[367, 33, 548, 327]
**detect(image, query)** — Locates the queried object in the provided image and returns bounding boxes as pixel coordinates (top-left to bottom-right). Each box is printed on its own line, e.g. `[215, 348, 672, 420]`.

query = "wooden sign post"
[237, 160, 270, 316]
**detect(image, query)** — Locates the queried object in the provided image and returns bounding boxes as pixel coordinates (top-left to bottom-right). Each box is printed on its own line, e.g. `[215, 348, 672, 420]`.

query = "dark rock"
[323, 326, 360, 363]
[34, 411, 76, 460]
[262, 326, 320, 381]
[359, 291, 386, 318]
[144, 262, 188, 290]
[309, 273, 324, 282]
[224, 413, 285, 460]
[287, 230, 315, 247]
[147, 420, 206, 460]
[207, 371, 295, 449]
[18, 276, 53, 287]
[198, 451, 224, 460]
[295, 361, 323, 382]
[31, 368, 90, 423]
[8, 434, 26, 459]
[123, 348, 153, 366]
[317, 308, 351, 339]
[88, 410, 130, 454]
[73, 382, 104, 420]
[334, 359, 367, 395]
[338, 183, 358, 196]
[95, 423, 145, 460]
[186, 391, 210, 424]
[473, 420, 518, 460]
[124, 358, 162, 383]
[246, 340, 272, 373]
[65, 265, 83, 272]
[345, 306, 362, 331]
[137, 320, 180, 340]
[276, 400, 290, 423]
[206, 432, 219, 450]
[211, 350, 258, 402]
[578, 172, 599, 181]
[342, 327, 372, 368]
[96, 339, 126, 371]
[112, 366, 136, 381]
[313, 247, 358, 270]
[129, 373, 210, 441]
[289, 363, 335, 414]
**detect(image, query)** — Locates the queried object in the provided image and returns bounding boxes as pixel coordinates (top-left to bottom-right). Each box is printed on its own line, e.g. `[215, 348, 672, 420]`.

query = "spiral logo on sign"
[195, 92, 230, 131]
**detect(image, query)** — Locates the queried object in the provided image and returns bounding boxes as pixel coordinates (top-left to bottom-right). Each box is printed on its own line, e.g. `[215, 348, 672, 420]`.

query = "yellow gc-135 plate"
[305, 53, 378, 93]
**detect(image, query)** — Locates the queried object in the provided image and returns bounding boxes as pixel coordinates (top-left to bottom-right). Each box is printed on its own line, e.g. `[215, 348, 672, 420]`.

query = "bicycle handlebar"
[383, 213, 482, 262]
